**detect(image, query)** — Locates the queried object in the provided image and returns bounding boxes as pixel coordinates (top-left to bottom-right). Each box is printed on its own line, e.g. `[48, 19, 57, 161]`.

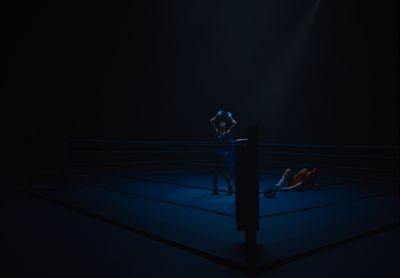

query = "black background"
[2, 0, 399, 172]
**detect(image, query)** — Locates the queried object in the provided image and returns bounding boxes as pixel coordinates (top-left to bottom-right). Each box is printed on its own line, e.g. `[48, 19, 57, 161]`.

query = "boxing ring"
[30, 133, 399, 274]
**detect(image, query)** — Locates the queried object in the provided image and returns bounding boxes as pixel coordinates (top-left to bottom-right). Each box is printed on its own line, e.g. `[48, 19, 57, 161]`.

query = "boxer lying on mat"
[274, 168, 320, 191]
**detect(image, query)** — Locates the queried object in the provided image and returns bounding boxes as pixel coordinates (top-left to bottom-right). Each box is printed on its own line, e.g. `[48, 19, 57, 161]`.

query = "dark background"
[1, 0, 399, 172]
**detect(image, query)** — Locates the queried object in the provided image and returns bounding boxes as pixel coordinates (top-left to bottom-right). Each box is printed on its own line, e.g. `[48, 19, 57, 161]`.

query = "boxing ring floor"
[25, 167, 399, 275]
